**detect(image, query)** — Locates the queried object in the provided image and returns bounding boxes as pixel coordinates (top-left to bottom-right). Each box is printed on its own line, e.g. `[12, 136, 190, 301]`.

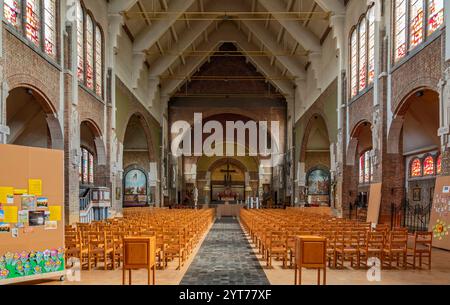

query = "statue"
[192, 186, 199, 209]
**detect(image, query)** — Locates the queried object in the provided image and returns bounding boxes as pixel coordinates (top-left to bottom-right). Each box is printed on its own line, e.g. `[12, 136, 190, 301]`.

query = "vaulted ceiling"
[109, 0, 345, 99]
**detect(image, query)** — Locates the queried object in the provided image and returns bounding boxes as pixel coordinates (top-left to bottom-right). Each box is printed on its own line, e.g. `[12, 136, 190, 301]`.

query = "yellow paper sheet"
[3, 206, 18, 223]
[49, 206, 62, 221]
[0, 187, 14, 204]
[14, 189, 28, 195]
[28, 179, 42, 196]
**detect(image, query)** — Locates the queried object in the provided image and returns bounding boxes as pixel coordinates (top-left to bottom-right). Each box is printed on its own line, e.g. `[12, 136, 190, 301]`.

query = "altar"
[216, 203, 244, 218]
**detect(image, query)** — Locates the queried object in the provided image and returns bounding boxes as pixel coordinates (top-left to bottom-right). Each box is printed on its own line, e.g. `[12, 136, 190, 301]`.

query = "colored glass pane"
[410, 0, 424, 49]
[437, 154, 442, 175]
[428, 0, 444, 35]
[394, 0, 407, 61]
[4, 0, 21, 30]
[368, 7, 375, 84]
[86, 15, 94, 90]
[423, 156, 435, 176]
[95, 26, 103, 96]
[411, 158, 422, 177]
[359, 18, 367, 92]
[25, 0, 40, 46]
[44, 0, 56, 57]
[350, 30, 358, 97]
[77, 2, 84, 82]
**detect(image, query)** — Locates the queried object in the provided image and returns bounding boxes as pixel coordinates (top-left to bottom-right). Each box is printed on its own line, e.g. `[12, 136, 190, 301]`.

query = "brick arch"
[299, 112, 332, 163]
[346, 120, 372, 166]
[80, 120, 106, 166]
[208, 158, 249, 174]
[5, 81, 63, 150]
[391, 78, 439, 114]
[121, 112, 157, 162]
[387, 86, 439, 154]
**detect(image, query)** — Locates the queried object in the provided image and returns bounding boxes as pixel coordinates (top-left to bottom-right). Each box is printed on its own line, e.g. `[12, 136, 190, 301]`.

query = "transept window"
[76, 1, 104, 98]
[437, 154, 442, 175]
[359, 150, 373, 185]
[79, 147, 95, 185]
[349, 5, 376, 98]
[3, 0, 58, 58]
[394, 0, 445, 62]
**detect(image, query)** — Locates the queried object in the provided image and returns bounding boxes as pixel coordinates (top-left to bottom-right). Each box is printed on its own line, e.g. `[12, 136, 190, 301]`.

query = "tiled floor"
[35, 217, 450, 285]
[180, 217, 270, 285]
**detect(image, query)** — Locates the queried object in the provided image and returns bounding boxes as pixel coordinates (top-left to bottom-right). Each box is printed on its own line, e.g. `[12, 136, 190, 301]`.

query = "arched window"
[410, 158, 422, 177]
[4, 1, 58, 58]
[43, 0, 57, 58]
[76, 1, 84, 82]
[95, 26, 103, 97]
[423, 155, 435, 176]
[4, 0, 21, 30]
[367, 7, 376, 84]
[359, 150, 373, 184]
[394, 0, 408, 61]
[394, 0, 445, 62]
[79, 147, 95, 185]
[25, 0, 40, 46]
[437, 154, 442, 175]
[75, 1, 104, 98]
[410, 0, 425, 49]
[358, 17, 367, 92]
[428, 0, 444, 35]
[350, 29, 358, 97]
[349, 6, 376, 98]
[85, 15, 95, 90]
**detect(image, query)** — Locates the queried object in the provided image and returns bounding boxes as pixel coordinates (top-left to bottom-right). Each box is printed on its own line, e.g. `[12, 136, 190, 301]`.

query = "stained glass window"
[86, 15, 94, 90]
[437, 154, 442, 175]
[410, 0, 424, 49]
[25, 0, 40, 46]
[4, 0, 21, 30]
[411, 158, 422, 177]
[350, 29, 358, 97]
[88, 153, 94, 184]
[358, 18, 367, 92]
[423, 156, 435, 176]
[80, 147, 95, 185]
[44, 0, 57, 58]
[367, 7, 376, 84]
[95, 26, 103, 96]
[359, 150, 373, 184]
[77, 1, 84, 82]
[428, 0, 444, 35]
[394, 0, 407, 61]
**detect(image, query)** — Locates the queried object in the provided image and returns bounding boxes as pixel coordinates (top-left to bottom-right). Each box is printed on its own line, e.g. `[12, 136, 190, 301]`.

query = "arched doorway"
[301, 114, 332, 206]
[390, 89, 439, 230]
[122, 114, 154, 207]
[6, 87, 62, 149]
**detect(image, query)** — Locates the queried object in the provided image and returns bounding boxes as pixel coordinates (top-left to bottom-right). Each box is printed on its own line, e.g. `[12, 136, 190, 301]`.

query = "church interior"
[0, 0, 450, 287]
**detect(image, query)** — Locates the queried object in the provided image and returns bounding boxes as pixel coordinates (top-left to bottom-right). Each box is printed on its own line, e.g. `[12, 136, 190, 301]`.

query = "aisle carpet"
[180, 217, 270, 285]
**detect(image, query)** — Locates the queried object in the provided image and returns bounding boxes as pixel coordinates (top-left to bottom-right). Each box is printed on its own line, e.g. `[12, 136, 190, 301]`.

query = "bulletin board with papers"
[0, 144, 65, 284]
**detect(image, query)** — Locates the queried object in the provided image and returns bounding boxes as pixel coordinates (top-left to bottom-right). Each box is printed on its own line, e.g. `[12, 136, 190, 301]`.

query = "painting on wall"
[123, 168, 148, 207]
[307, 168, 330, 206]
[307, 168, 330, 195]
[413, 188, 421, 201]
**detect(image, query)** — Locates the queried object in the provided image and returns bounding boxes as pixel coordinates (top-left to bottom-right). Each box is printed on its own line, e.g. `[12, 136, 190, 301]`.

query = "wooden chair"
[335, 231, 359, 269]
[407, 232, 432, 269]
[87, 231, 115, 270]
[383, 231, 408, 269]
[359, 231, 384, 268]
[266, 231, 287, 268]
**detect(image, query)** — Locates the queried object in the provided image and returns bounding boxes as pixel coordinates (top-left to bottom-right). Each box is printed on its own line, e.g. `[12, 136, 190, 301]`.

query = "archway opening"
[400, 89, 439, 229]
[123, 114, 153, 207]
[6, 87, 60, 149]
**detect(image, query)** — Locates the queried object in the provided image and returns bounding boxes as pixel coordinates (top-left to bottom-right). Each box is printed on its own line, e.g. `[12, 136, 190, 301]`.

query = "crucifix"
[221, 159, 236, 187]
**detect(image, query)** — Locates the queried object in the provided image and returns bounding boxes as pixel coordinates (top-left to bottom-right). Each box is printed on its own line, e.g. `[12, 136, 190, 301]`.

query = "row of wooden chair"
[65, 208, 215, 272]
[240, 209, 433, 270]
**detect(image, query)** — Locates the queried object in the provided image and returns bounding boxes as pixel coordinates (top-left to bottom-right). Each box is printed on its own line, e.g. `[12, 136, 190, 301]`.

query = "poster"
[429, 176, 450, 250]
[0, 210, 4, 221]
[18, 210, 29, 224]
[0, 187, 14, 204]
[21, 195, 36, 210]
[36, 197, 49, 208]
[29, 211, 45, 226]
[28, 179, 43, 196]
[44, 221, 57, 230]
[48, 206, 62, 221]
[3, 206, 18, 223]
[0, 223, 10, 233]
[124, 169, 148, 207]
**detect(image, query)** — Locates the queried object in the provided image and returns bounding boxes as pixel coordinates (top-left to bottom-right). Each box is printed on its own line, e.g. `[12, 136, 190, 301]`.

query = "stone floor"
[180, 218, 269, 285]
[34, 217, 450, 285]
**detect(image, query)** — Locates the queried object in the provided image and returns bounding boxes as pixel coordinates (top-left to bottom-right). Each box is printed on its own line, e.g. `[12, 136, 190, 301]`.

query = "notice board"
[0, 144, 65, 284]
[429, 176, 450, 250]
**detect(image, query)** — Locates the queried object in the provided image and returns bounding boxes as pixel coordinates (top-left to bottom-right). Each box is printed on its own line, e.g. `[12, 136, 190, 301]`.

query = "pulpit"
[294, 236, 327, 285]
[122, 236, 156, 285]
